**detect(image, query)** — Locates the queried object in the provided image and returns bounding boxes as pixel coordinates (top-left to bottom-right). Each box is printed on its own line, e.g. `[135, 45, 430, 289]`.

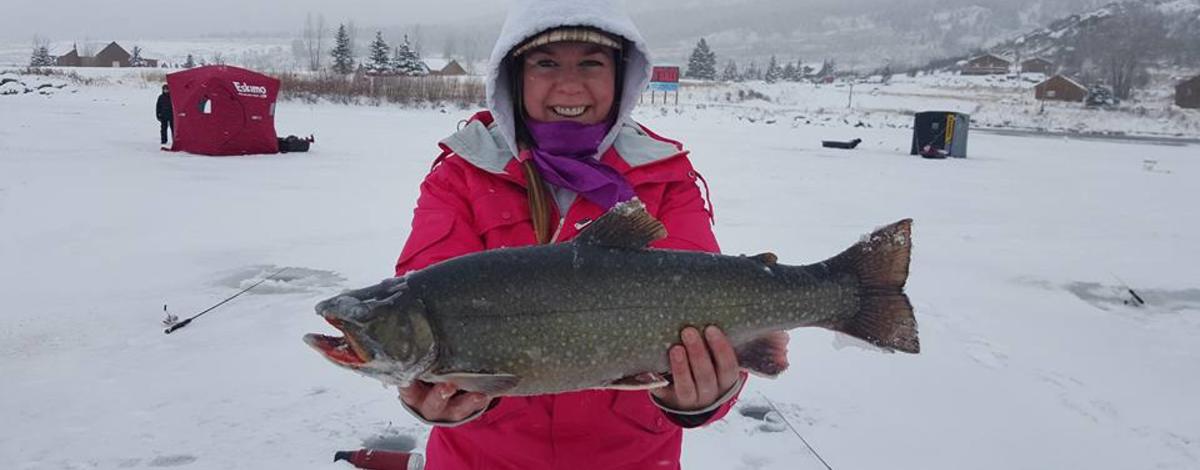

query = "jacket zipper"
[550, 216, 567, 243]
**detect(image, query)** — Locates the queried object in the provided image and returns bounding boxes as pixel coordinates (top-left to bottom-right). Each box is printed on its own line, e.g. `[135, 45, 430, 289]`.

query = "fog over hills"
[624, 0, 1113, 68]
[11, 0, 1192, 72]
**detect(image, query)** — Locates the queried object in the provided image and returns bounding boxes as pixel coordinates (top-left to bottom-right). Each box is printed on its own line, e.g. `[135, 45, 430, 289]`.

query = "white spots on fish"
[671, 274, 683, 283]
[524, 346, 544, 360]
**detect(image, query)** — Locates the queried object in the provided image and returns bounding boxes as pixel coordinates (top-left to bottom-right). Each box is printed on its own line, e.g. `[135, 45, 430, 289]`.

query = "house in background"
[1035, 74, 1088, 102]
[423, 58, 469, 76]
[92, 42, 131, 67]
[55, 47, 82, 66]
[56, 42, 157, 67]
[961, 53, 1012, 75]
[1020, 57, 1055, 75]
[1177, 75, 1200, 109]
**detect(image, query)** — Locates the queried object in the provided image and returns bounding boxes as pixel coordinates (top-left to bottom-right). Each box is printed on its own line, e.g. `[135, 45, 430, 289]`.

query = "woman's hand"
[399, 381, 492, 423]
[650, 325, 743, 411]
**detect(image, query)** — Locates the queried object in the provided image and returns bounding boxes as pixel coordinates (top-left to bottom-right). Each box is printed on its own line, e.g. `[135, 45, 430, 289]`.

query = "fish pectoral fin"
[603, 372, 670, 391]
[750, 252, 778, 265]
[432, 373, 520, 395]
[736, 331, 791, 378]
[572, 199, 667, 249]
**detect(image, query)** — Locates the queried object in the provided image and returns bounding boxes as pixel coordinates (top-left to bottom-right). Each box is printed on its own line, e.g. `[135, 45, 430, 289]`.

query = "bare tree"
[80, 38, 95, 57]
[409, 24, 424, 57]
[302, 12, 327, 72]
[346, 20, 359, 58]
[443, 34, 459, 60]
[1076, 4, 1167, 100]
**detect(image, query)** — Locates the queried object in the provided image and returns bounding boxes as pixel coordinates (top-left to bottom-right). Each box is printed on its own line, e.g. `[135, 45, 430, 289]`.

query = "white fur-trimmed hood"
[484, 0, 653, 160]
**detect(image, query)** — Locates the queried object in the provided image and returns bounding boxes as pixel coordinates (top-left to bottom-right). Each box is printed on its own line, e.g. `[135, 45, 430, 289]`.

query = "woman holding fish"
[391, 0, 763, 468]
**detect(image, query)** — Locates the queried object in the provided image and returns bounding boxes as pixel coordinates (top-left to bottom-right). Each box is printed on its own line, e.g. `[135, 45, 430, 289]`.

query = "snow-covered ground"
[1, 72, 1198, 470]
[684, 73, 1200, 138]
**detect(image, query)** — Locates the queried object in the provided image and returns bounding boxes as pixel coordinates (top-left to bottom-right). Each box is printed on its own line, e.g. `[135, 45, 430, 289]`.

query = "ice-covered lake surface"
[1, 71, 1198, 470]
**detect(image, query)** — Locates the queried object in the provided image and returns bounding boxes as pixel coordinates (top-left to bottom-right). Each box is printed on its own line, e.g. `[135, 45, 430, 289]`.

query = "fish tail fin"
[826, 219, 919, 353]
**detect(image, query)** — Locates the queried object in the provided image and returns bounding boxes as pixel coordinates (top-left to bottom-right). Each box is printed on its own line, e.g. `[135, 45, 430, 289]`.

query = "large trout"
[305, 200, 918, 396]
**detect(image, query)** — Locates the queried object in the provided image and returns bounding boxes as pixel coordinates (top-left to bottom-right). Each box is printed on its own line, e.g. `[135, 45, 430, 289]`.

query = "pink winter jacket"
[393, 112, 743, 470]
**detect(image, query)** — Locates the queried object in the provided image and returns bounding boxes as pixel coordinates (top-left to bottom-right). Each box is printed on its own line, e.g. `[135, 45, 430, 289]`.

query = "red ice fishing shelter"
[166, 65, 280, 156]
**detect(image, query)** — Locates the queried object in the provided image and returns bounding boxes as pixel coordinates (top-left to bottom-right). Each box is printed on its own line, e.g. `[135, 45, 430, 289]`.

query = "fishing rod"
[761, 392, 835, 470]
[1110, 272, 1145, 307]
[164, 266, 291, 334]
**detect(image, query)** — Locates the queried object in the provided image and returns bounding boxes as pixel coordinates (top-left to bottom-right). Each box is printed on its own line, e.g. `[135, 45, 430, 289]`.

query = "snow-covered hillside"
[1, 71, 1198, 470]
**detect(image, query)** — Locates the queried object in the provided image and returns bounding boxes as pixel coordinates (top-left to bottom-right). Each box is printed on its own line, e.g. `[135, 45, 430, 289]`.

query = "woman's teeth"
[552, 106, 587, 117]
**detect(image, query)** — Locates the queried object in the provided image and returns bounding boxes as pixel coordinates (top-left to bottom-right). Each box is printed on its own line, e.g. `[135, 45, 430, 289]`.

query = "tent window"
[270, 102, 275, 116]
[198, 97, 212, 114]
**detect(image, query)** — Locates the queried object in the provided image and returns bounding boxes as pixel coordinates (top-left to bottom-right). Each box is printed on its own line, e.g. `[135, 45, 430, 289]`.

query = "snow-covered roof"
[969, 53, 1012, 64]
[423, 57, 452, 71]
[1039, 74, 1085, 90]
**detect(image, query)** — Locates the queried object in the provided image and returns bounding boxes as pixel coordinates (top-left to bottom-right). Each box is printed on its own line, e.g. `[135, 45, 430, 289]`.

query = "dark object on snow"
[158, 87, 174, 145]
[278, 134, 314, 153]
[911, 111, 969, 158]
[822, 138, 862, 149]
[334, 449, 424, 470]
[1124, 288, 1146, 306]
[918, 145, 948, 159]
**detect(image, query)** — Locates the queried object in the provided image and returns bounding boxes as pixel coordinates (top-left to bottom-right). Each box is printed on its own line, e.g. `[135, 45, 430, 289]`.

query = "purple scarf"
[526, 119, 635, 210]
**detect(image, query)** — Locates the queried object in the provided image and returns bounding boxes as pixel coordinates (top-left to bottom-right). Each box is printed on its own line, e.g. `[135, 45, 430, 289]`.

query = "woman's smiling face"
[521, 41, 617, 125]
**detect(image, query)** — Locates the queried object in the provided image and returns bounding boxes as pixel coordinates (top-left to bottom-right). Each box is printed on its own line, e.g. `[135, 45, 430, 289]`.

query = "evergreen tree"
[367, 31, 392, 74]
[781, 61, 798, 82]
[184, 54, 196, 69]
[684, 38, 717, 80]
[29, 45, 54, 67]
[743, 61, 761, 81]
[330, 24, 355, 74]
[391, 35, 427, 76]
[801, 62, 815, 78]
[791, 59, 806, 81]
[720, 59, 740, 82]
[129, 46, 147, 67]
[764, 56, 782, 83]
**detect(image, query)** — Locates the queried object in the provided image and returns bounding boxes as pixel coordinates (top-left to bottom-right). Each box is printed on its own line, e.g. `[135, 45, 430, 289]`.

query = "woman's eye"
[581, 60, 606, 67]
[535, 59, 557, 68]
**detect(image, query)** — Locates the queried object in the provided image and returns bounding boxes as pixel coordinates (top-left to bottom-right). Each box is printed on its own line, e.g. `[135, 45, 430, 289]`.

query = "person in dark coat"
[156, 84, 173, 145]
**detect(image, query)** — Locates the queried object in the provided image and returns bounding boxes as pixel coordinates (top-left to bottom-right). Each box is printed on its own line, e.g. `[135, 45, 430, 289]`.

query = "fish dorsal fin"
[573, 199, 667, 249]
[750, 252, 778, 265]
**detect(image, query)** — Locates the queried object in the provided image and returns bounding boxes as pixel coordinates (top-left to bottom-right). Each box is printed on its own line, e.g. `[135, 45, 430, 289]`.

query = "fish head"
[304, 277, 437, 386]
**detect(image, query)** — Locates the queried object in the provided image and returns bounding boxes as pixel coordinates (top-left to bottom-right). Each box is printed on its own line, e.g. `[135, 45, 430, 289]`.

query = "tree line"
[683, 38, 838, 83]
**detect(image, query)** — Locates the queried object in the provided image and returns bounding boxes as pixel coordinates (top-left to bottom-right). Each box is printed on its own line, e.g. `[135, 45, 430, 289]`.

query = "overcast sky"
[0, 0, 513, 41]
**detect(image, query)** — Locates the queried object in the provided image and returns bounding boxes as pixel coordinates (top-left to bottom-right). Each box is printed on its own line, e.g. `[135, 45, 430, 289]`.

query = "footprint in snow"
[147, 455, 197, 467]
[362, 433, 418, 452]
[214, 265, 346, 294]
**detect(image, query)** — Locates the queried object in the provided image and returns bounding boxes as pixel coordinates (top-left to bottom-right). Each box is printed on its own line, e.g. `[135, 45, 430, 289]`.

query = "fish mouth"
[304, 317, 373, 366]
